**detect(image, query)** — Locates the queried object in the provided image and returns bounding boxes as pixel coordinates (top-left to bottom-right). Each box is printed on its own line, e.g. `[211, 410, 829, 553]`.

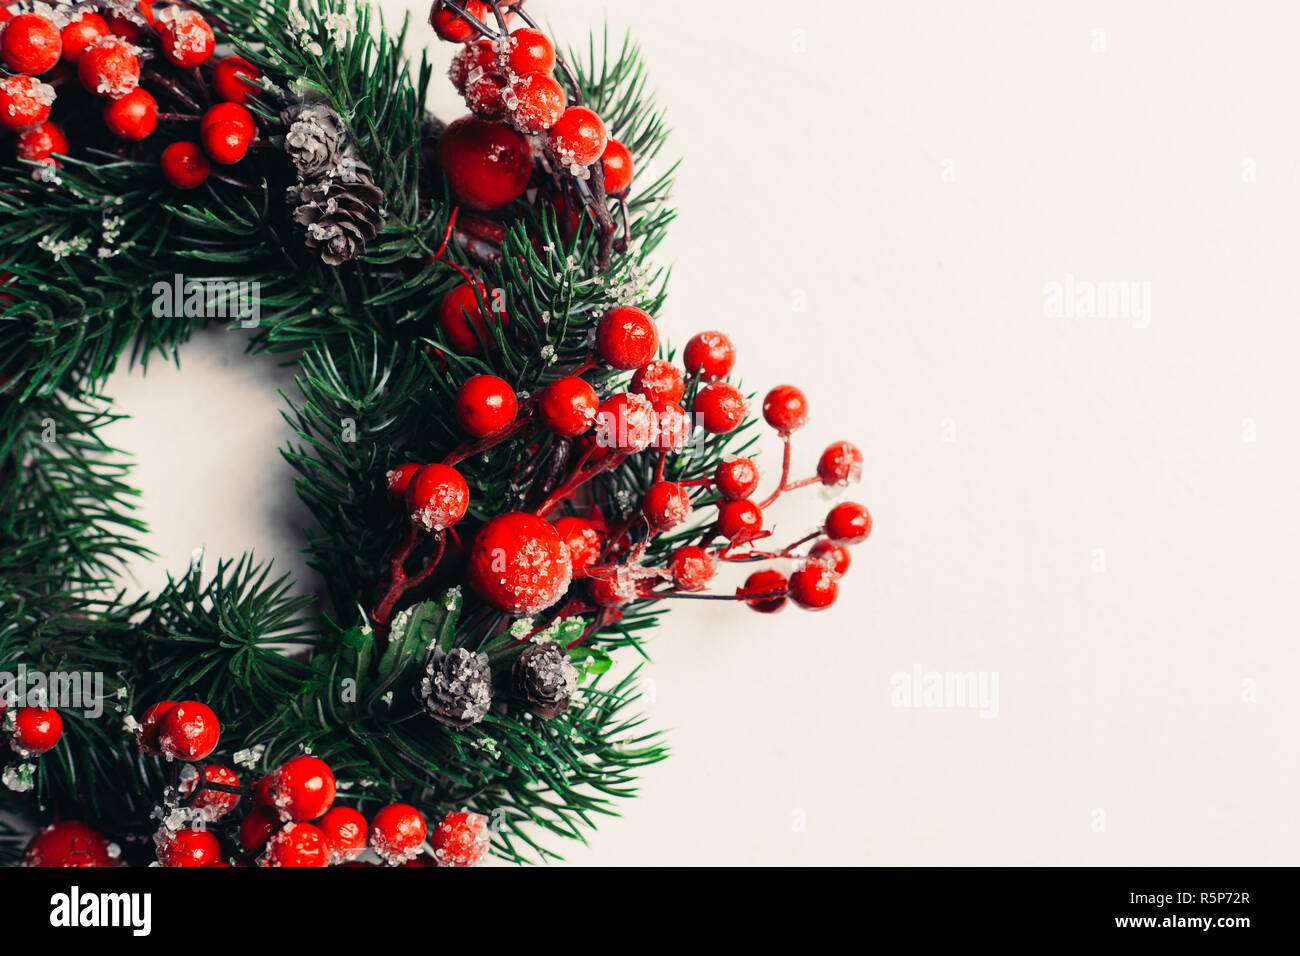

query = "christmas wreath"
[0, 0, 872, 867]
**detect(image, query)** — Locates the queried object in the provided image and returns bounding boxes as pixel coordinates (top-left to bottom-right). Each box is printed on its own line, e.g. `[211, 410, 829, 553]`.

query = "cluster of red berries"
[0, 2, 261, 187]
[431, 0, 633, 213]
[1, 699, 64, 757]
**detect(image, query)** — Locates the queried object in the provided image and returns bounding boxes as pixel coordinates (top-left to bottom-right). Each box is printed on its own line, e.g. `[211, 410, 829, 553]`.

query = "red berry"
[595, 392, 659, 453]
[262, 822, 330, 867]
[596, 305, 658, 370]
[503, 27, 555, 75]
[385, 462, 422, 506]
[630, 360, 684, 405]
[430, 0, 488, 43]
[552, 516, 603, 572]
[694, 381, 747, 434]
[136, 700, 178, 755]
[200, 102, 256, 139]
[809, 538, 851, 576]
[825, 502, 872, 545]
[60, 13, 110, 64]
[818, 441, 863, 486]
[405, 463, 470, 532]
[789, 562, 839, 610]
[1, 14, 62, 75]
[456, 374, 518, 438]
[450, 38, 495, 92]
[548, 106, 607, 168]
[507, 71, 565, 135]
[160, 141, 209, 189]
[643, 481, 692, 531]
[202, 120, 251, 165]
[0, 75, 54, 131]
[601, 138, 634, 195]
[437, 281, 502, 353]
[715, 457, 760, 501]
[237, 806, 280, 853]
[103, 87, 156, 140]
[468, 511, 573, 615]
[738, 569, 789, 613]
[762, 385, 809, 433]
[24, 821, 117, 867]
[212, 56, 261, 104]
[430, 810, 489, 867]
[465, 70, 508, 121]
[590, 572, 640, 607]
[653, 401, 692, 452]
[716, 499, 763, 542]
[683, 331, 736, 381]
[156, 700, 220, 761]
[318, 806, 368, 864]
[267, 755, 336, 822]
[668, 545, 715, 591]
[178, 763, 242, 820]
[16, 121, 65, 167]
[105, 11, 145, 43]
[537, 376, 598, 437]
[158, 827, 221, 867]
[158, 10, 214, 68]
[8, 707, 62, 756]
[437, 116, 532, 210]
[77, 36, 140, 99]
[369, 803, 427, 865]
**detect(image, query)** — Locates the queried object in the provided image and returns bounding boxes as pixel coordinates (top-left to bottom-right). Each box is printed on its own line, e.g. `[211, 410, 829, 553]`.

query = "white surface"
[101, 1, 1300, 865]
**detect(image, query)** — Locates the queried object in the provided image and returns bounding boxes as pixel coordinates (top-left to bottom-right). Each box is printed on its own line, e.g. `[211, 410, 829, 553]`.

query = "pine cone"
[287, 177, 385, 267]
[281, 103, 352, 179]
[512, 641, 579, 719]
[420, 647, 492, 730]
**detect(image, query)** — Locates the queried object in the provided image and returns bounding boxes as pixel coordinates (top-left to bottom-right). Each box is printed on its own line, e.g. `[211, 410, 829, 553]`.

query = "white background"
[104, 1, 1300, 865]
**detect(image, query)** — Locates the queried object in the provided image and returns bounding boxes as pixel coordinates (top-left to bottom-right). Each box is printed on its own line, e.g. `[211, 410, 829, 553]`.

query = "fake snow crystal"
[3, 763, 35, 792]
[232, 744, 266, 769]
[540, 345, 557, 364]
[509, 618, 535, 638]
[38, 234, 90, 261]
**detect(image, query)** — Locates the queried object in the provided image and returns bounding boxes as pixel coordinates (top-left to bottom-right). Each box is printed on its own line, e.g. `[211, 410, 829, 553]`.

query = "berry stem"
[370, 526, 447, 631]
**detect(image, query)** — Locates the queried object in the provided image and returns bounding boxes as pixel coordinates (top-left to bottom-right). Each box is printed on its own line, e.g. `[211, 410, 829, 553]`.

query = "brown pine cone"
[419, 647, 492, 730]
[512, 641, 579, 719]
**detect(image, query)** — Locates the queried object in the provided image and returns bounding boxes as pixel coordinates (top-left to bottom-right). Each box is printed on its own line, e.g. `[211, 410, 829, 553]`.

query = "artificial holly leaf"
[568, 645, 611, 682]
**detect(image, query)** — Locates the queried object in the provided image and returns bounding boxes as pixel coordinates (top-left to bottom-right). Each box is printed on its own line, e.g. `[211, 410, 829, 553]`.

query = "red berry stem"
[532, 446, 625, 518]
[371, 527, 448, 630]
[157, 112, 201, 123]
[442, 407, 533, 467]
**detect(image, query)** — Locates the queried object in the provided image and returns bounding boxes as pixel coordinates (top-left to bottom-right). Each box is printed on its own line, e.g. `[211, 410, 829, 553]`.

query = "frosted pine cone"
[512, 641, 579, 718]
[280, 103, 351, 179]
[287, 177, 384, 267]
[420, 647, 492, 730]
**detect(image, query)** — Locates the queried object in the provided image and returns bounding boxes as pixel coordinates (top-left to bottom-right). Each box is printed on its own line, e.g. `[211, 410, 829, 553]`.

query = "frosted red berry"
[538, 376, 599, 437]
[643, 481, 692, 531]
[653, 401, 692, 452]
[160, 141, 209, 189]
[456, 374, 518, 438]
[212, 56, 261, 104]
[438, 281, 502, 353]
[468, 512, 573, 615]
[369, 803, 427, 865]
[437, 116, 532, 211]
[826, 502, 872, 545]
[178, 763, 242, 820]
[405, 463, 470, 531]
[61, 13, 110, 64]
[16, 121, 65, 167]
[77, 36, 140, 99]
[716, 498, 763, 542]
[385, 462, 422, 506]
[738, 569, 789, 613]
[8, 706, 62, 756]
[601, 138, 634, 195]
[450, 38, 495, 92]
[136, 700, 178, 755]
[552, 516, 603, 572]
[158, 828, 221, 867]
[267, 755, 336, 822]
[789, 562, 839, 610]
[237, 806, 280, 853]
[103, 87, 156, 140]
[715, 457, 760, 501]
[24, 821, 117, 867]
[590, 572, 640, 607]
[818, 441, 863, 486]
[430, 810, 490, 867]
[683, 331, 736, 381]
[668, 545, 715, 591]
[809, 538, 851, 576]
[548, 106, 607, 168]
[503, 28, 555, 76]
[202, 120, 251, 164]
[595, 392, 658, 453]
[0, 75, 54, 131]
[694, 381, 747, 434]
[631, 360, 684, 405]
[430, 0, 488, 43]
[159, 9, 214, 68]
[762, 385, 809, 433]
[318, 806, 368, 864]
[465, 71, 508, 121]
[508, 71, 565, 135]
[262, 822, 330, 867]
[1, 14, 62, 75]
[156, 700, 220, 761]
[597, 305, 658, 370]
